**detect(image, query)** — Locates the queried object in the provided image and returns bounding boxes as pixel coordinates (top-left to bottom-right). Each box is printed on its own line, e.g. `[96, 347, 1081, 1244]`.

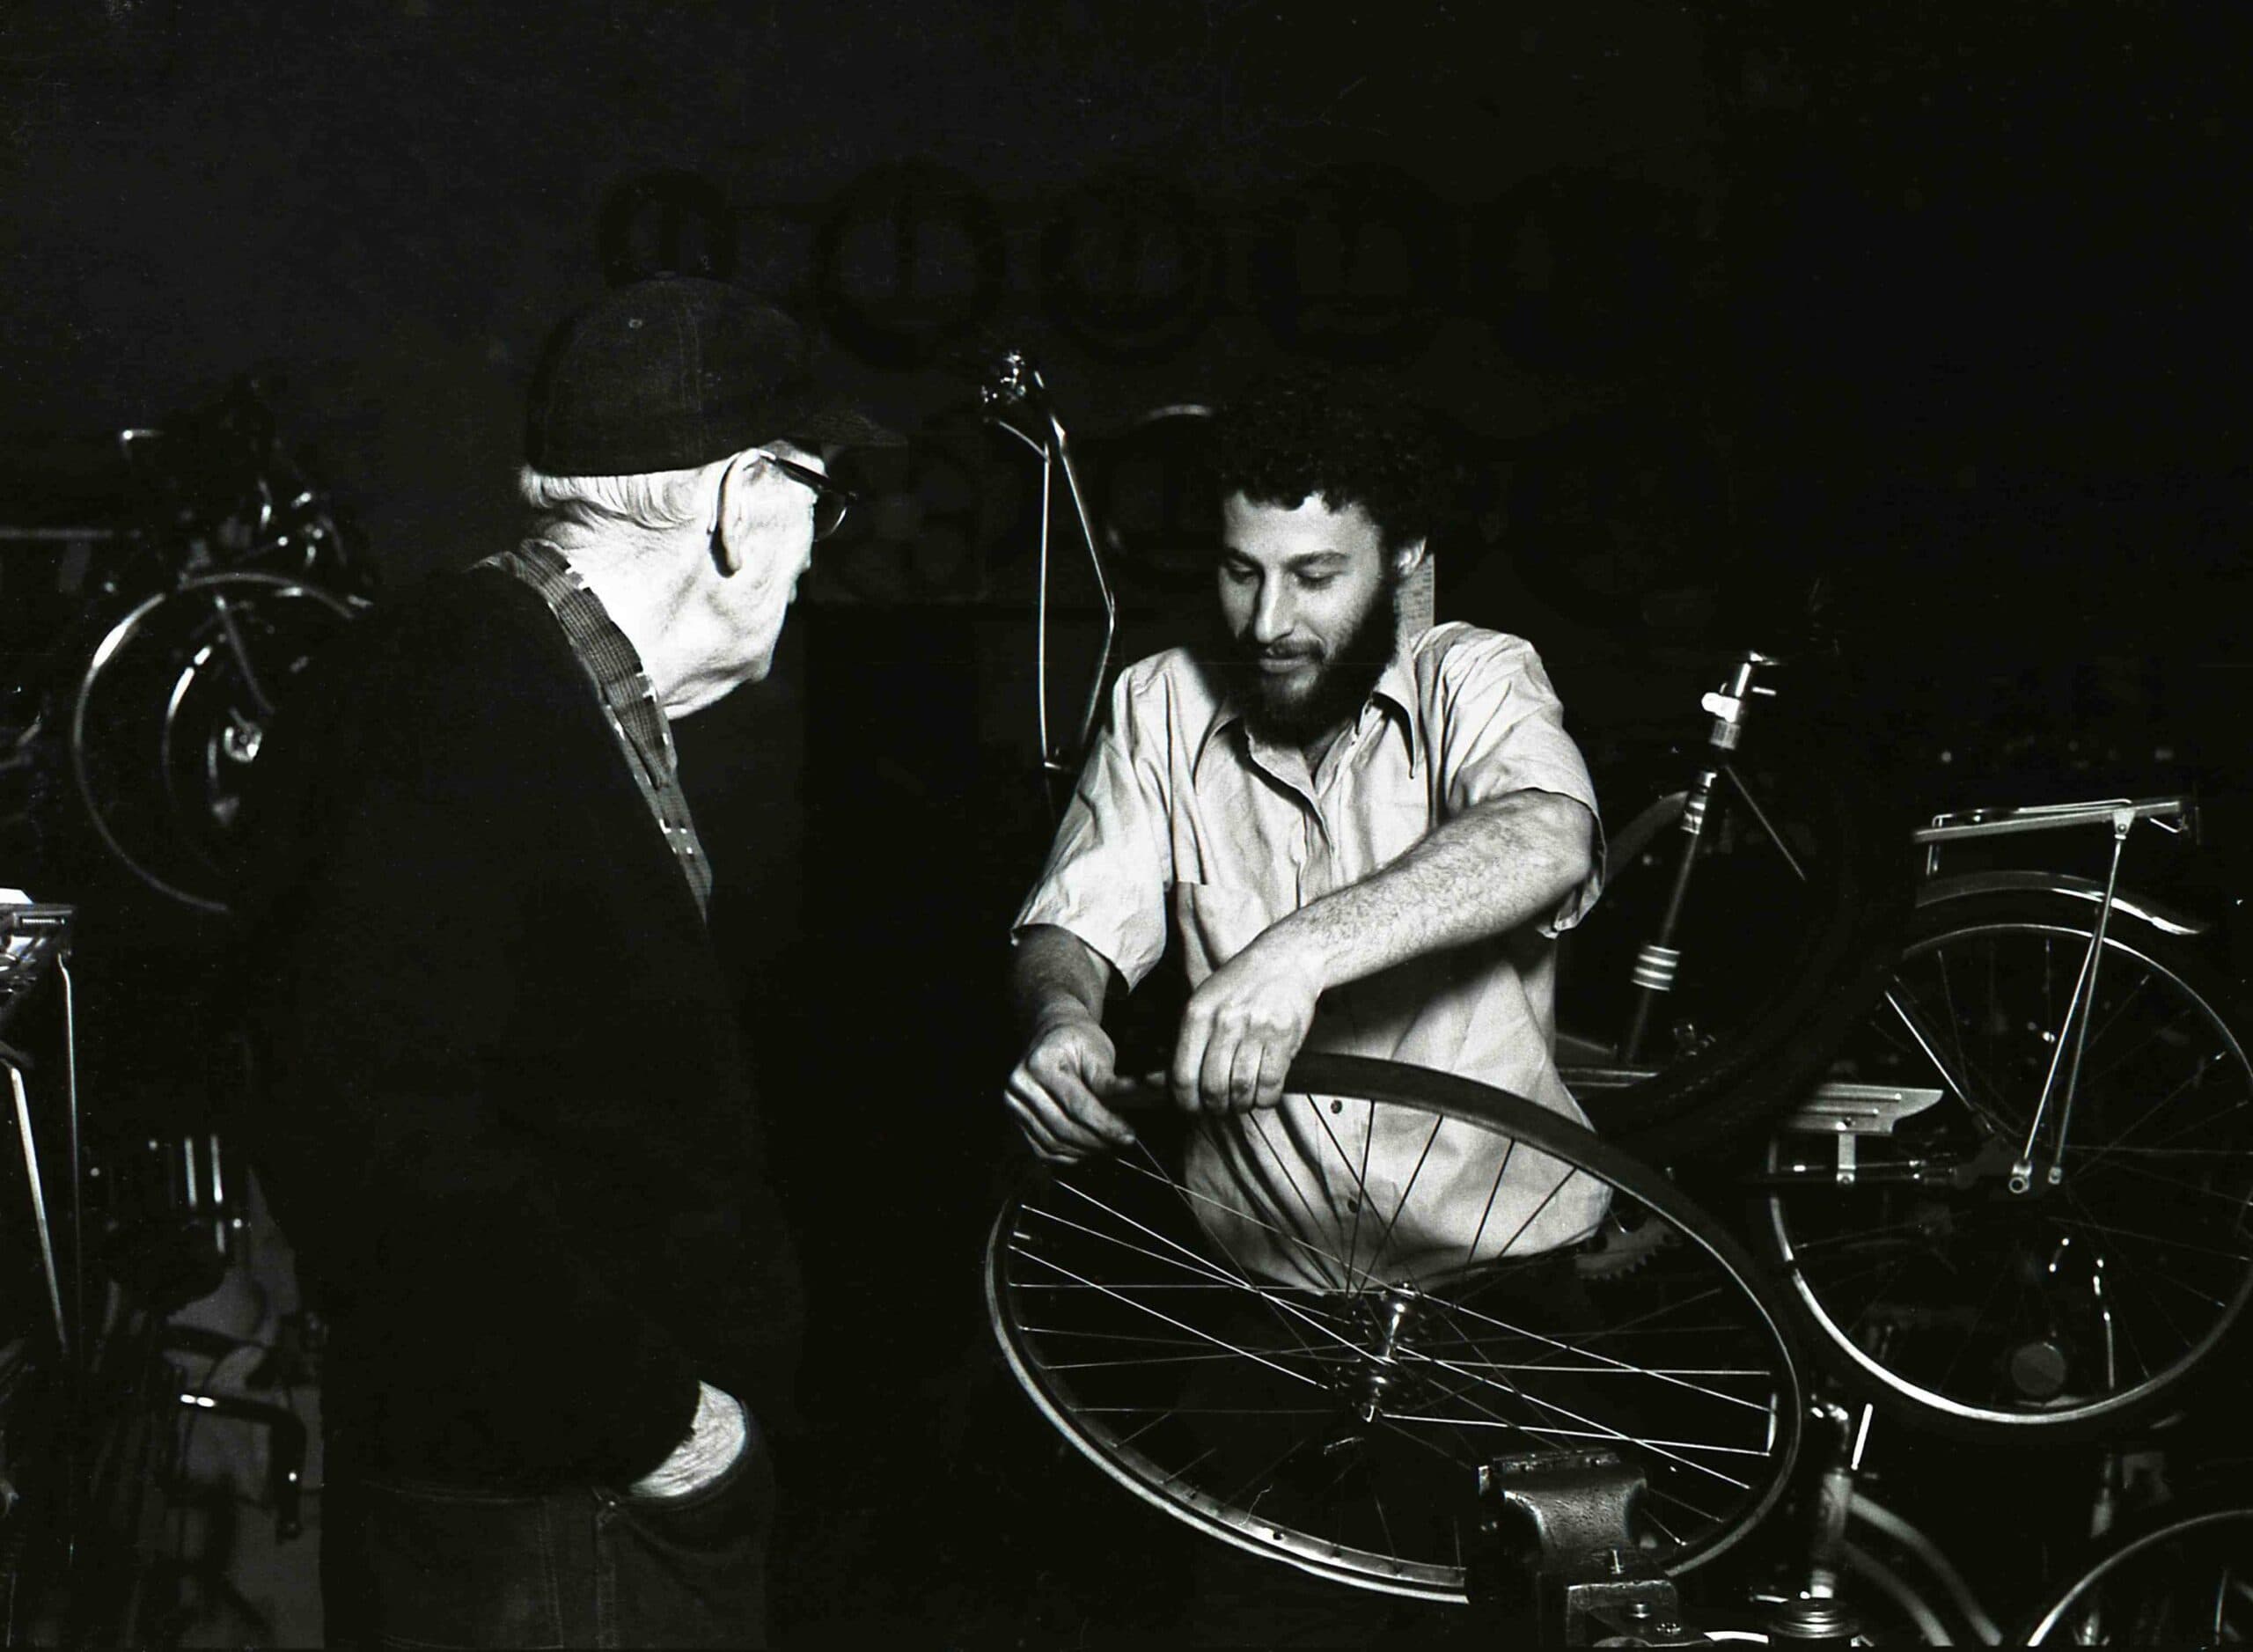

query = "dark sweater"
[235, 568, 801, 1487]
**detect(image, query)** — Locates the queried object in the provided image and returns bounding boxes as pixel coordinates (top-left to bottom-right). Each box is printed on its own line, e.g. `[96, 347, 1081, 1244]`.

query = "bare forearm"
[1269, 791, 1594, 991]
[1010, 924, 1114, 1034]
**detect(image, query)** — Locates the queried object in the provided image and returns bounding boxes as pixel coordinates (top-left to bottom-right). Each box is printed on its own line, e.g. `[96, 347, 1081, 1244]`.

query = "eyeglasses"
[760, 452, 858, 540]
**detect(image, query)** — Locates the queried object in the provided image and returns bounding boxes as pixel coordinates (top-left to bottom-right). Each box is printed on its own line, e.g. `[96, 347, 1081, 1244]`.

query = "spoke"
[1304, 1097, 1379, 1289]
[1640, 1495, 1689, 1550]
[1402, 1344, 1756, 1492]
[2071, 1063, 2230, 1175]
[1049, 1352, 1338, 1371]
[1013, 1280, 1292, 1290]
[2059, 1193, 2203, 1374]
[1020, 1324, 1343, 1344]
[1116, 1153, 1380, 1292]
[1462, 1137, 1520, 1269]
[1372, 1409, 1486, 1472]
[1937, 945, 1972, 1112]
[1366, 1112, 1449, 1281]
[1127, 1127, 1353, 1303]
[1881, 974, 2014, 1134]
[1424, 1361, 1777, 1377]
[1385, 1416, 1776, 1457]
[1408, 1285, 1775, 1413]
[2046, 1216, 2253, 1266]
[1372, 1487, 1399, 1564]
[1157, 1446, 1220, 1490]
[1484, 1163, 1588, 1268]
[2095, 1245, 2232, 1313]
[1515, 1277, 1780, 1362]
[2070, 1151, 2253, 1210]
[1005, 1246, 1325, 1389]
[2125, 1096, 2253, 1156]
[1076, 1406, 1336, 1416]
[1113, 1409, 1173, 1451]
[2074, 969, 2160, 1076]
[1027, 1195, 1432, 1374]
[2070, 1144, 2253, 1159]
[1043, 1181, 1337, 1364]
[1244, 1107, 1355, 1283]
[1782, 1210, 2007, 1258]
[2065, 1209, 2239, 1317]
[1843, 1249, 1928, 1346]
[1030, 1197, 1278, 1293]
[1226, 1431, 1325, 1514]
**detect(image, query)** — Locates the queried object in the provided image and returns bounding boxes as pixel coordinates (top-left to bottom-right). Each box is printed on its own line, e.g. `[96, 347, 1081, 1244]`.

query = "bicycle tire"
[68, 573, 363, 912]
[987, 1053, 1806, 1603]
[1574, 738, 1912, 1162]
[2019, 1494, 2253, 1643]
[1766, 892, 2253, 1442]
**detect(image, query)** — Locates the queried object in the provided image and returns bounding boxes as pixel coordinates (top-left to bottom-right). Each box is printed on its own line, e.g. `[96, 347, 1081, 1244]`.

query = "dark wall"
[5, 2, 2241, 646]
[8, 0, 2247, 1202]
[0, 0, 1714, 572]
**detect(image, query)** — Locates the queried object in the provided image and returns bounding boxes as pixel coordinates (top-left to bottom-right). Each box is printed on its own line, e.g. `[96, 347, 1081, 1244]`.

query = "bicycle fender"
[1916, 870, 2211, 937]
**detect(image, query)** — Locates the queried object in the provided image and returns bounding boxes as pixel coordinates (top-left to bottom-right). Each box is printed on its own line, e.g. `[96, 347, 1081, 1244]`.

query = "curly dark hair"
[1209, 365, 1448, 552]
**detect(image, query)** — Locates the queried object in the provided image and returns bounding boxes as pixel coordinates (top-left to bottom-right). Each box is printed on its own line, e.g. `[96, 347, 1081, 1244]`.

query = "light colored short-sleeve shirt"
[1013, 622, 1611, 1288]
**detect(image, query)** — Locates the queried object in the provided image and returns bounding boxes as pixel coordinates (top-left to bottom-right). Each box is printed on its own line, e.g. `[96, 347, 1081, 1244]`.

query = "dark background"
[3, 0, 2248, 1641]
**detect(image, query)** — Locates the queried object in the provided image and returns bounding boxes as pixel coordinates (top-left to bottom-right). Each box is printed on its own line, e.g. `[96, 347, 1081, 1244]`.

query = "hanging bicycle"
[1, 379, 372, 913]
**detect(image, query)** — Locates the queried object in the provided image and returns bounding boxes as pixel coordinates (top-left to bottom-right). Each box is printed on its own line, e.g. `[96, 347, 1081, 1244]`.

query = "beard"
[1218, 575, 1400, 749]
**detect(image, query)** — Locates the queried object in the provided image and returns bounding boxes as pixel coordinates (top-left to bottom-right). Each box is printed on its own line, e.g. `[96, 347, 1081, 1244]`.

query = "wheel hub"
[1339, 1284, 1431, 1423]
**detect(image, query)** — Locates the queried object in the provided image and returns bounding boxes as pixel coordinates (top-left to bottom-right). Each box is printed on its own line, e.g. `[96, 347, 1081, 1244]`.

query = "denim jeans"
[322, 1413, 775, 1648]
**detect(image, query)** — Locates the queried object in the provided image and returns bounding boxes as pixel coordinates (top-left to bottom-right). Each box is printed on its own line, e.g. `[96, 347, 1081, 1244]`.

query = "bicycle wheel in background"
[987, 1054, 1804, 1604]
[1765, 892, 2253, 1441]
[70, 573, 365, 912]
[2019, 1495, 2253, 1644]
[1569, 730, 1912, 1163]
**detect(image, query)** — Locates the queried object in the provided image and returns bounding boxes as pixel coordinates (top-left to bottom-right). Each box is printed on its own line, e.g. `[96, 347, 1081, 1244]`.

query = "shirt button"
[1330, 1099, 1342, 1114]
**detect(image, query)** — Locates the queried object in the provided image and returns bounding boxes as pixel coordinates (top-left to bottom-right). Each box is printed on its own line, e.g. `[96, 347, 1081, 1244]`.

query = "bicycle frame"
[1602, 647, 1793, 1068]
[978, 351, 1119, 811]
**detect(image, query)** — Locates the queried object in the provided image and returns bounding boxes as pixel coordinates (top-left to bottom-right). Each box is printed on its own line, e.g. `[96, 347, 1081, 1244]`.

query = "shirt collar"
[1193, 641, 1423, 781]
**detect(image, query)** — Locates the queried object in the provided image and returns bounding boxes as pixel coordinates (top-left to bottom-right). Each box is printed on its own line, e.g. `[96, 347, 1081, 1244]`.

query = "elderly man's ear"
[708, 456, 745, 576]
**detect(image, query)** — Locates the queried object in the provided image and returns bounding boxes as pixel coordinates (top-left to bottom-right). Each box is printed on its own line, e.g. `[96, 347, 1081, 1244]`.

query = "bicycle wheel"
[987, 1054, 1805, 1603]
[70, 573, 364, 912]
[1766, 892, 2253, 1439]
[2020, 1498, 2253, 1644]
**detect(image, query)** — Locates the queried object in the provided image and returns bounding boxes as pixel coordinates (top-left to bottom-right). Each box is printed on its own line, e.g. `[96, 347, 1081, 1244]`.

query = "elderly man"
[1004, 369, 1606, 1287]
[237, 277, 893, 1648]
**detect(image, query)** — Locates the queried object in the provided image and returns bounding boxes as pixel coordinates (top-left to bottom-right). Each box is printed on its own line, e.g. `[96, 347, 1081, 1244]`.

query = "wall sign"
[812, 162, 1008, 370]
[1039, 172, 1220, 363]
[1249, 163, 1460, 363]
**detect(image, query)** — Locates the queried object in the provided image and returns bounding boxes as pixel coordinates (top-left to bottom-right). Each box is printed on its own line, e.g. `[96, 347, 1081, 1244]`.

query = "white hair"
[517, 455, 735, 537]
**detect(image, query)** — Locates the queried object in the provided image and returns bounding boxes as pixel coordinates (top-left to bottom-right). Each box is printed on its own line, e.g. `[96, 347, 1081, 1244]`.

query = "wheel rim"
[70, 574, 363, 911]
[1770, 916, 2253, 1432]
[2023, 1508, 2253, 1643]
[988, 1054, 1803, 1601]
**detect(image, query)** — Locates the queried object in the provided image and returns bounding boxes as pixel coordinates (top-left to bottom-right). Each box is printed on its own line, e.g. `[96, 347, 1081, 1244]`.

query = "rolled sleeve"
[1011, 672, 1175, 988]
[1431, 635, 1605, 936]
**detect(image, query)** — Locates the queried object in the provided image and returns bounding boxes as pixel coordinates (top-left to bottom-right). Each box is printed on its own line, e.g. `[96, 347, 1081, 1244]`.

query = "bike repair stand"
[1761, 1400, 1868, 1649]
[1469, 1449, 1712, 1647]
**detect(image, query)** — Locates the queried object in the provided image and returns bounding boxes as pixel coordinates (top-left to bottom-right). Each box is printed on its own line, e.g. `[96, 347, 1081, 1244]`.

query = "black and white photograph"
[0, 1, 2246, 1644]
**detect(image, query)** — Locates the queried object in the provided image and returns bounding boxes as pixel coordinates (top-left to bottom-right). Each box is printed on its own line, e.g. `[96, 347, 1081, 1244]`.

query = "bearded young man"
[1002, 370, 1608, 1285]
